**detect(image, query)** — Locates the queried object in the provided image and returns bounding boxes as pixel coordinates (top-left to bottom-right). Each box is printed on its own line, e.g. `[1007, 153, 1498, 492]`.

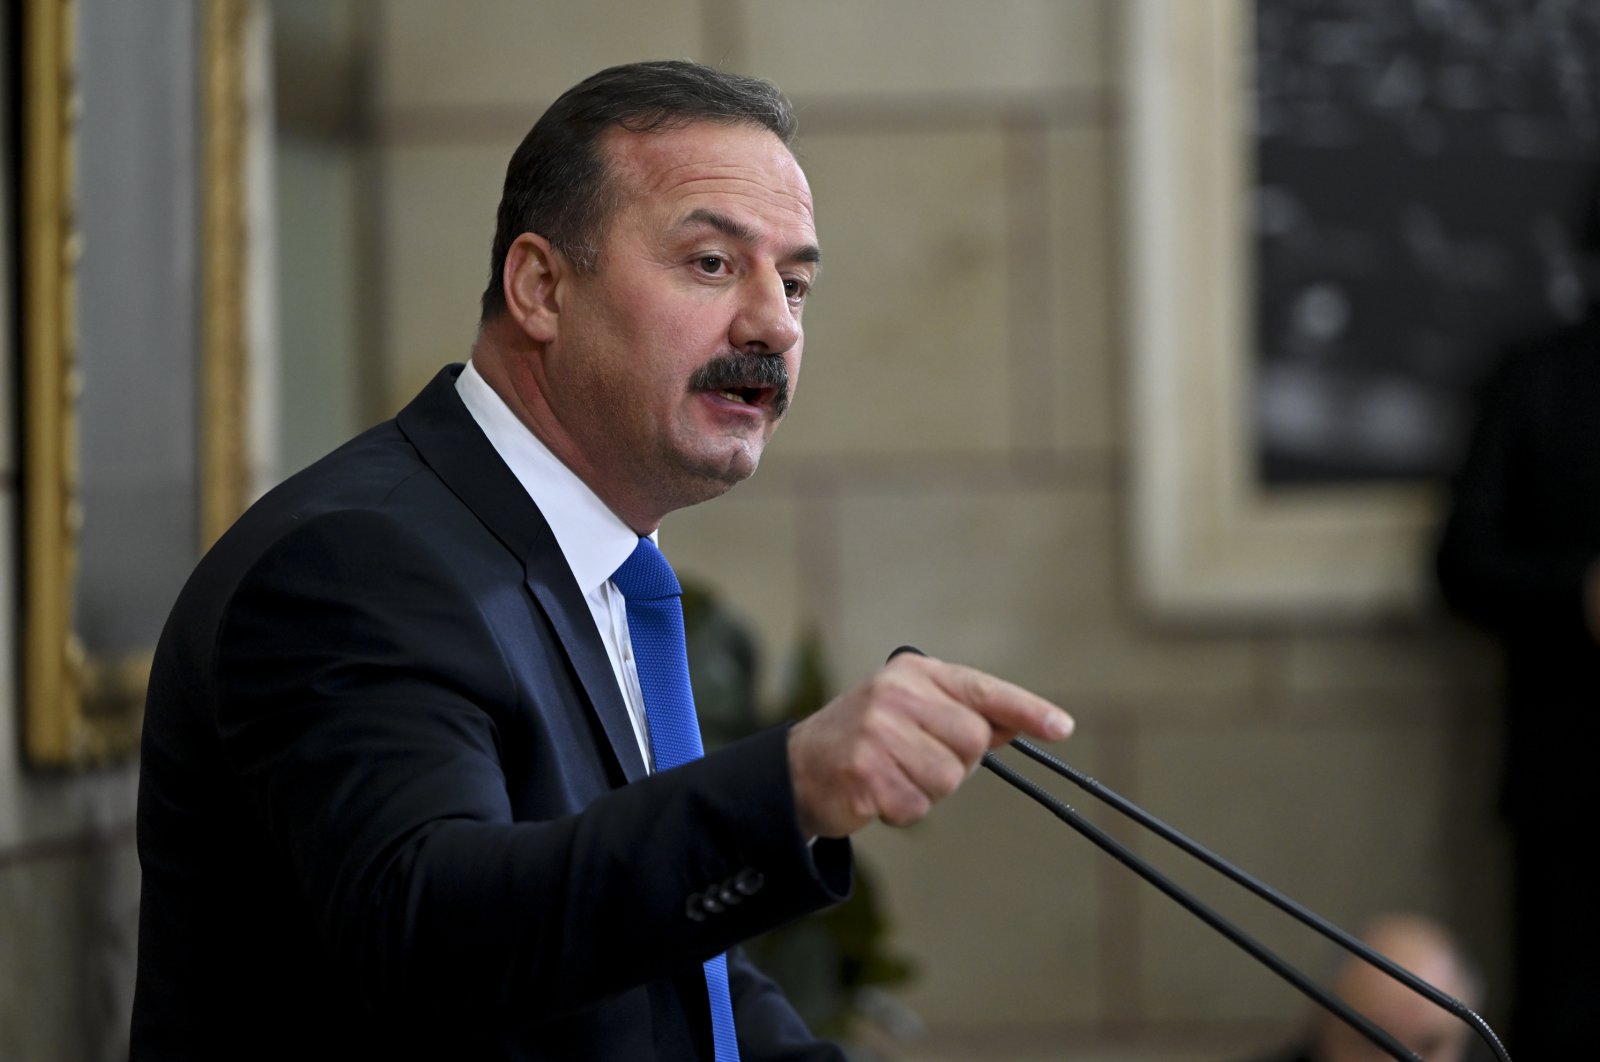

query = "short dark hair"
[479, 60, 798, 322]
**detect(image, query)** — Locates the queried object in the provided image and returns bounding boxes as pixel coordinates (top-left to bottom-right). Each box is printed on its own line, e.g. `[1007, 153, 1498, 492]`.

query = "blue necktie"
[611, 537, 740, 1062]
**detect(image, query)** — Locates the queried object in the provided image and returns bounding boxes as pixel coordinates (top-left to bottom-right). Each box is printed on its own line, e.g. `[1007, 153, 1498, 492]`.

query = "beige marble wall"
[363, 1, 1510, 1057]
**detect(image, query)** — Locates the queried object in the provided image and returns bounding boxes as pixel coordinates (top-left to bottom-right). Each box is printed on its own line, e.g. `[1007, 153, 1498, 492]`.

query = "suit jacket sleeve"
[209, 507, 850, 1037]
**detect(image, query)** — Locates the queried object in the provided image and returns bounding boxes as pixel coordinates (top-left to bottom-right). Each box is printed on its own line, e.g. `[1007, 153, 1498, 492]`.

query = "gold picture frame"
[1123, 0, 1437, 624]
[22, 0, 255, 766]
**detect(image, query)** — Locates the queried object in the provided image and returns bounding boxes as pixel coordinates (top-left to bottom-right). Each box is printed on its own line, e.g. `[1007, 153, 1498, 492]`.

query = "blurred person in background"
[1434, 168, 1600, 1058]
[1256, 913, 1483, 1062]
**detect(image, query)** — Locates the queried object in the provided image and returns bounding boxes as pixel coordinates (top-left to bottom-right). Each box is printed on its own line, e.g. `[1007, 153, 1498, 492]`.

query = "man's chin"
[685, 439, 765, 493]
[707, 444, 763, 487]
[650, 428, 775, 511]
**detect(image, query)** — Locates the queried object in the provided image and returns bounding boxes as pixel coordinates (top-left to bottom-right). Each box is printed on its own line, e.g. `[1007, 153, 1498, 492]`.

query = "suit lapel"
[396, 365, 648, 784]
[520, 554, 648, 784]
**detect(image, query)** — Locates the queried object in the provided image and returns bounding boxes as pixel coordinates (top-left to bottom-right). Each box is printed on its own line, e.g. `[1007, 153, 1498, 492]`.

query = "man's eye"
[784, 277, 810, 301]
[697, 256, 727, 274]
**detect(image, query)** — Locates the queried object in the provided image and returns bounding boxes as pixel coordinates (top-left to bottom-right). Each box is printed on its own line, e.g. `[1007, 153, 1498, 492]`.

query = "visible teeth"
[718, 389, 748, 403]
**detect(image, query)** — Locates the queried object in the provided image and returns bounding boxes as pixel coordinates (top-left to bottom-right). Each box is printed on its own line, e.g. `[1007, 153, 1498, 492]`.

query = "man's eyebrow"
[678, 208, 822, 267]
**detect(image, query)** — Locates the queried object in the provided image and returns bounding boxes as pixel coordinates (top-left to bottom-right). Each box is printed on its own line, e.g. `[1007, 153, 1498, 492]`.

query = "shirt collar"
[455, 359, 648, 594]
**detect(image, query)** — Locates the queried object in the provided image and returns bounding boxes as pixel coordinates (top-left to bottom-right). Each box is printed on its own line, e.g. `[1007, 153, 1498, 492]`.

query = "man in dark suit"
[1435, 306, 1600, 1058]
[132, 61, 1073, 1060]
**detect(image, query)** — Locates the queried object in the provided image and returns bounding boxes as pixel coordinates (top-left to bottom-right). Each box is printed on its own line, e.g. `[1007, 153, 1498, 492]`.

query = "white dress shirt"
[455, 360, 656, 770]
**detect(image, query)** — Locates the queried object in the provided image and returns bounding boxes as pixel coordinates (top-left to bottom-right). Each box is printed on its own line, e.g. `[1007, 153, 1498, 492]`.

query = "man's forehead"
[599, 122, 814, 217]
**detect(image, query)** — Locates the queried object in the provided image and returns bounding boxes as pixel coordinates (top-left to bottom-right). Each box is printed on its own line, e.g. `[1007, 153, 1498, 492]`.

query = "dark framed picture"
[1125, 0, 1597, 621]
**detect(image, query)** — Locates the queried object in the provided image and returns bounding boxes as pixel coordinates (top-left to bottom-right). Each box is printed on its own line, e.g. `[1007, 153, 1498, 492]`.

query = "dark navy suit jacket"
[132, 365, 850, 1060]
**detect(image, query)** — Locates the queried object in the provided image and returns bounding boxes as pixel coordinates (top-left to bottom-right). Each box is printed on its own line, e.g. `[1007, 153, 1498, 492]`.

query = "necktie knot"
[610, 537, 682, 602]
[610, 536, 698, 773]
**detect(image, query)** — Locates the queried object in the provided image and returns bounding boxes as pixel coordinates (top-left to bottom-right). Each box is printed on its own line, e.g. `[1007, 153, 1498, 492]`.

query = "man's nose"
[730, 272, 800, 355]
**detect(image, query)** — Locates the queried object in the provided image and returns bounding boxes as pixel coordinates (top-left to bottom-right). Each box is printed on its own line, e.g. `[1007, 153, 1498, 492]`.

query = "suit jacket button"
[685, 895, 708, 922]
[733, 868, 764, 896]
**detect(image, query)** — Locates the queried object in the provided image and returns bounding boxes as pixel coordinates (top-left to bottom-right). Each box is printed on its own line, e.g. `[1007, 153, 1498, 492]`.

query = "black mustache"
[689, 353, 790, 416]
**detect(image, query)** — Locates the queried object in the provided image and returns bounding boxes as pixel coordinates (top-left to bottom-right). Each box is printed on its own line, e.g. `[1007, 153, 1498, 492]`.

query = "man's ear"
[503, 232, 564, 343]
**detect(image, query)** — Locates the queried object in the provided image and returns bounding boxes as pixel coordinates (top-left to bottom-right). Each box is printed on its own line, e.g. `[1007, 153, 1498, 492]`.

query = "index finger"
[925, 660, 1074, 744]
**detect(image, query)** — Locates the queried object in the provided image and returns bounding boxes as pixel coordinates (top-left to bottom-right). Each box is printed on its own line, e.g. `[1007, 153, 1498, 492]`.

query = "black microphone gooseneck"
[1002, 736, 1509, 1062]
[885, 645, 1511, 1062]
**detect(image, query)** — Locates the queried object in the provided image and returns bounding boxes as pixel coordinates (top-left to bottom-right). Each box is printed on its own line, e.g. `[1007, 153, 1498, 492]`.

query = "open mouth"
[714, 386, 771, 407]
[691, 353, 789, 416]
